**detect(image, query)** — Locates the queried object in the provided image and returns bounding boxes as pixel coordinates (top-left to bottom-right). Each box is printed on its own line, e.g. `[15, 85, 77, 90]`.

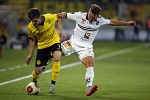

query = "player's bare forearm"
[57, 19, 63, 33]
[26, 38, 35, 65]
[110, 19, 136, 26]
[57, 18, 67, 41]
[28, 38, 35, 57]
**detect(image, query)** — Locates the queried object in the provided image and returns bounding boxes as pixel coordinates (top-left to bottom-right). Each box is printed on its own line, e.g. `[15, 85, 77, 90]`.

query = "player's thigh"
[35, 48, 51, 67]
[78, 48, 94, 67]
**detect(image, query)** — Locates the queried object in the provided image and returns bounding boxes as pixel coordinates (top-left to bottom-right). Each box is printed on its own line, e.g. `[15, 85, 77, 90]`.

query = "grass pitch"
[0, 41, 150, 100]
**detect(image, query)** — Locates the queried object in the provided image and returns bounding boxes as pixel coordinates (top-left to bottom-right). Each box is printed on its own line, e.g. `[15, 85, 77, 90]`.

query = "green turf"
[0, 41, 150, 100]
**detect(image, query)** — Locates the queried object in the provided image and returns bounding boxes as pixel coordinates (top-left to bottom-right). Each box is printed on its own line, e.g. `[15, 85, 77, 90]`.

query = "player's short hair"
[28, 8, 41, 20]
[90, 4, 102, 15]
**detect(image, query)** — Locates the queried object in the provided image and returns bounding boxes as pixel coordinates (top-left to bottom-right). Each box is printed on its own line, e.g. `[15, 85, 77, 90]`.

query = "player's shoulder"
[72, 11, 85, 15]
[43, 13, 57, 17]
[43, 13, 58, 20]
[82, 12, 87, 16]
[97, 15, 102, 19]
[27, 22, 34, 29]
[71, 12, 86, 18]
[97, 15, 108, 21]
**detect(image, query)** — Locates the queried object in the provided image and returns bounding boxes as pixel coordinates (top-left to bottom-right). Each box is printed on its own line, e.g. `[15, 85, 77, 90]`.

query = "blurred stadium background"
[0, 1, 150, 100]
[0, 0, 150, 52]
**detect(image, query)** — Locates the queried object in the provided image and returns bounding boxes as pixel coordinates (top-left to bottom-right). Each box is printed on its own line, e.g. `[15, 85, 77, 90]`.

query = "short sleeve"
[27, 23, 39, 38]
[45, 14, 59, 21]
[67, 12, 81, 21]
[27, 25, 34, 38]
[100, 17, 110, 25]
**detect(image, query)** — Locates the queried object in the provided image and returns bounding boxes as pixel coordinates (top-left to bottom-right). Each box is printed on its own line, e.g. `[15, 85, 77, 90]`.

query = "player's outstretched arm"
[110, 19, 136, 26]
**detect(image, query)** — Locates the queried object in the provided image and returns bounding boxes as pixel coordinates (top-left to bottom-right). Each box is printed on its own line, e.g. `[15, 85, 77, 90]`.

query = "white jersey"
[67, 12, 110, 48]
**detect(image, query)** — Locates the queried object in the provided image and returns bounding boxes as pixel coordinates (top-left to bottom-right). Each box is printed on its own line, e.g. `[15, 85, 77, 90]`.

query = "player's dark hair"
[90, 4, 102, 15]
[28, 8, 41, 20]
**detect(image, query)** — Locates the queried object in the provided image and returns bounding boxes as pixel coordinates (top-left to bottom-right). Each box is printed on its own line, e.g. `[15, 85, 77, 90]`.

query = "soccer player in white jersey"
[59, 4, 136, 96]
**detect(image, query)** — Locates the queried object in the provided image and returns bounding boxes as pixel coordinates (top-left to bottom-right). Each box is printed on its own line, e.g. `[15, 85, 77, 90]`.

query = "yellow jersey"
[27, 14, 60, 49]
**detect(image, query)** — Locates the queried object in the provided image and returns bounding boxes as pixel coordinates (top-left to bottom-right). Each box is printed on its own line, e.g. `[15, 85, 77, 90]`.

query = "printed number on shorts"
[84, 32, 91, 39]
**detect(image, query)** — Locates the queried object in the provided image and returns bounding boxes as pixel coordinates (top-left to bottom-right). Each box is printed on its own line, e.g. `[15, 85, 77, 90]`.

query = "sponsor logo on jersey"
[81, 18, 86, 24]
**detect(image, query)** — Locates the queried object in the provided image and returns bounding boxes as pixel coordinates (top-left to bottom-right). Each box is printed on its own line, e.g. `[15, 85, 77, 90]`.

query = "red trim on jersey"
[98, 15, 102, 18]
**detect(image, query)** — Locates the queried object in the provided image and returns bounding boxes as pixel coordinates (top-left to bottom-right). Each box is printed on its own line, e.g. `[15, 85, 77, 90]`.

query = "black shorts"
[35, 43, 61, 67]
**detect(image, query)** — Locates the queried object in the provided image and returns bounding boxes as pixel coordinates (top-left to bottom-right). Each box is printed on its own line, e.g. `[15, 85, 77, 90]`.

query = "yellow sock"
[32, 70, 39, 81]
[52, 62, 60, 81]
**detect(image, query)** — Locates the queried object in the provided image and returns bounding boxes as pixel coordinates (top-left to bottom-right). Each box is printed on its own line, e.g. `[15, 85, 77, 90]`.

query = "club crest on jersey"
[81, 18, 86, 24]
[37, 60, 41, 65]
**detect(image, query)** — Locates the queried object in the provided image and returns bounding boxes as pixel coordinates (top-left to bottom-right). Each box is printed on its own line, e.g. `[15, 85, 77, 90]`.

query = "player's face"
[31, 17, 42, 25]
[88, 10, 99, 23]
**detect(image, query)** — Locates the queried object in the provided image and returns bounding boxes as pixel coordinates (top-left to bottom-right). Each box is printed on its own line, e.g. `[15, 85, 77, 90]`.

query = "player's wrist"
[28, 54, 33, 58]
[59, 32, 64, 35]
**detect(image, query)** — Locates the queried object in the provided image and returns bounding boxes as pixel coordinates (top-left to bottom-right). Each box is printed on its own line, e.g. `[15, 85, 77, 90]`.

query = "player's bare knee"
[53, 58, 60, 62]
[82, 60, 94, 67]
[85, 63, 94, 67]
[35, 68, 42, 75]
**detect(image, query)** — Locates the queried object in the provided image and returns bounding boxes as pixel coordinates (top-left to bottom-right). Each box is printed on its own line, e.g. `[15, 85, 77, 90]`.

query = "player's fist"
[128, 20, 136, 26]
[26, 55, 32, 65]
[59, 32, 68, 42]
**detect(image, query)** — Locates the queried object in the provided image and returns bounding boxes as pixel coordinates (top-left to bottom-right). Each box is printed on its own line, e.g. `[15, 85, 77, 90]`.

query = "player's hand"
[128, 20, 136, 26]
[26, 55, 32, 65]
[57, 12, 67, 18]
[59, 32, 68, 42]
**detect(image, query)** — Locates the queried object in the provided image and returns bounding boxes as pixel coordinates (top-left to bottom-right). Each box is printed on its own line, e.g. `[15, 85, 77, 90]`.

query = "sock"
[51, 62, 60, 84]
[51, 80, 56, 85]
[85, 67, 94, 88]
[32, 70, 39, 83]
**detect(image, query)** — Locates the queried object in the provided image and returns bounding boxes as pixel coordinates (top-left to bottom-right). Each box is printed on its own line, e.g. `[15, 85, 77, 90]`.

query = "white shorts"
[61, 40, 94, 60]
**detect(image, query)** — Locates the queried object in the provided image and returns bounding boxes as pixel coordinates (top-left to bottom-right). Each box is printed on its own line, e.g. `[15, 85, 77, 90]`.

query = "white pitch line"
[0, 69, 6, 72]
[0, 64, 28, 72]
[0, 43, 150, 86]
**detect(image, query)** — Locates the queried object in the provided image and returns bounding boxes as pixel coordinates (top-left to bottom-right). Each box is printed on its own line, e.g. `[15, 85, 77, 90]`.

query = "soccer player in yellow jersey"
[26, 8, 66, 94]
